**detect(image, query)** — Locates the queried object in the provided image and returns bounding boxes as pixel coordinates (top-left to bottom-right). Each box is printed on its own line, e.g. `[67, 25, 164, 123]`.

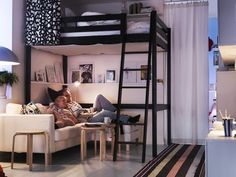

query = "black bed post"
[151, 11, 158, 158]
[62, 55, 68, 88]
[25, 45, 31, 104]
[167, 28, 172, 145]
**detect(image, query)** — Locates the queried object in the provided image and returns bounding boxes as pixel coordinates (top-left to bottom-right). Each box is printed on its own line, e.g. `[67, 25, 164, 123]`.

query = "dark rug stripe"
[156, 145, 189, 177]
[134, 144, 205, 177]
[194, 152, 205, 177]
[175, 145, 202, 177]
[134, 144, 178, 177]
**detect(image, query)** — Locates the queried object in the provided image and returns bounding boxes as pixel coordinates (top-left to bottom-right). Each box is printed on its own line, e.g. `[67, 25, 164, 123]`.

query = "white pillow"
[6, 103, 22, 114]
[64, 8, 77, 27]
[64, 7, 77, 17]
[77, 11, 119, 27]
[81, 12, 105, 16]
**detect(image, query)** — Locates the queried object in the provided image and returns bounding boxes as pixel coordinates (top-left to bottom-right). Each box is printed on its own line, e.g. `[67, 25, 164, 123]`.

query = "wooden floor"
[1, 143, 166, 177]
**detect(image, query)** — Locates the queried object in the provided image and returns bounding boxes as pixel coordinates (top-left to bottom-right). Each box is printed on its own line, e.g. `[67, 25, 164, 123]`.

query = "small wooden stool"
[81, 126, 106, 161]
[11, 131, 50, 171]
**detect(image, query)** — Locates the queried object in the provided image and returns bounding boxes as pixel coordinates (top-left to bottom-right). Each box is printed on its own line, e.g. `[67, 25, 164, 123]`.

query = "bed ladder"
[113, 13, 154, 163]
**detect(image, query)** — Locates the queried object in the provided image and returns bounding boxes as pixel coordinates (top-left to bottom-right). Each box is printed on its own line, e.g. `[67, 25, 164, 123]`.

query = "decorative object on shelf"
[0, 71, 19, 99]
[121, 0, 127, 13]
[129, 2, 143, 14]
[45, 65, 57, 83]
[71, 70, 80, 83]
[54, 62, 64, 83]
[137, 64, 148, 83]
[96, 74, 104, 83]
[0, 46, 20, 65]
[79, 64, 93, 83]
[123, 62, 137, 83]
[106, 69, 117, 83]
[35, 70, 46, 82]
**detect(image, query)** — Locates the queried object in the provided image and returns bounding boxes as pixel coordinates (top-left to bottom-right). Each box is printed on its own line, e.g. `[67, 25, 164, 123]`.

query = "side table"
[81, 125, 106, 161]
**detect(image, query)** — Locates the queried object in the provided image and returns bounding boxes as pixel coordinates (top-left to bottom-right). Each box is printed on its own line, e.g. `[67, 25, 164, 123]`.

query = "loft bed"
[31, 11, 168, 54]
[25, 10, 171, 161]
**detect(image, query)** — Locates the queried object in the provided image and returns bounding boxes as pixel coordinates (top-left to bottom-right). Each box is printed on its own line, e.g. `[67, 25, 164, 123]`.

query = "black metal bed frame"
[25, 11, 171, 160]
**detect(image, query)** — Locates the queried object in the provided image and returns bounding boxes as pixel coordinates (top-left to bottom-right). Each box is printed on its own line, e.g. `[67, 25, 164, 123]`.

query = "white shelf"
[31, 81, 69, 85]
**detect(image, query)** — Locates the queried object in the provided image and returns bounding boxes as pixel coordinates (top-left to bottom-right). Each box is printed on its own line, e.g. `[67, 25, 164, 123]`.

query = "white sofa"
[0, 103, 85, 155]
[0, 103, 142, 157]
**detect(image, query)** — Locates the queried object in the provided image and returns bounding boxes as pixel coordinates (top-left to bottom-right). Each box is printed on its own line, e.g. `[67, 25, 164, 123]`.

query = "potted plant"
[0, 71, 19, 98]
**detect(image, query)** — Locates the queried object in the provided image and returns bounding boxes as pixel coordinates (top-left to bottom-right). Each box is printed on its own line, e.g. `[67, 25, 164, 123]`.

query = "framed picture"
[54, 62, 64, 83]
[35, 69, 46, 82]
[45, 65, 57, 83]
[79, 64, 93, 83]
[106, 69, 117, 83]
[71, 70, 80, 83]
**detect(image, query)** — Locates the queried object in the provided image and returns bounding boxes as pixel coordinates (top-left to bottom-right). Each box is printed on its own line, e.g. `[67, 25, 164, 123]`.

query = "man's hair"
[58, 88, 71, 96]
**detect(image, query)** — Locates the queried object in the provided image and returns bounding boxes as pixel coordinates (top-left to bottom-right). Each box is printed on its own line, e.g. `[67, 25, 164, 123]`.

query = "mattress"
[61, 21, 150, 37]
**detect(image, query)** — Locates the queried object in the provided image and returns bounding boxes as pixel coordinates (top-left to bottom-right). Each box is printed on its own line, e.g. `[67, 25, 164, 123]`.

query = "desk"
[206, 130, 236, 177]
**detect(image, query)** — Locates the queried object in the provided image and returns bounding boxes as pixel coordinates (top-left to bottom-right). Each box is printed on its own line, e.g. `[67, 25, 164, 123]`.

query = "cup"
[223, 118, 233, 137]
[104, 117, 111, 124]
[89, 107, 95, 113]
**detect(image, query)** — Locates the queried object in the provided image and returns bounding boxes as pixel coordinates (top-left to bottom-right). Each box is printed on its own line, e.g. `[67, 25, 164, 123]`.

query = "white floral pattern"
[25, 0, 61, 45]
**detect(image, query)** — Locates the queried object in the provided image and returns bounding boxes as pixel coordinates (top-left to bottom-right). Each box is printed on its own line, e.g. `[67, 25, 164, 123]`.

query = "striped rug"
[134, 144, 205, 177]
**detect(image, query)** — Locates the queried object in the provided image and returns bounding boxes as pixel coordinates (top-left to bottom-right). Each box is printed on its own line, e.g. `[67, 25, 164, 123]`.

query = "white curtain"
[164, 1, 209, 144]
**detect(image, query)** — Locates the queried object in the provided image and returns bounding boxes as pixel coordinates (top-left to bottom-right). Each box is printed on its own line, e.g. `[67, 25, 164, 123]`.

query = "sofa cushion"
[35, 103, 48, 114]
[6, 103, 22, 114]
[55, 123, 83, 141]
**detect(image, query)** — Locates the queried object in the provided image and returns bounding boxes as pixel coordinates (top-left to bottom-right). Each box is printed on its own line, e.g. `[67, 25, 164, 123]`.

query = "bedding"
[61, 20, 150, 37]
[62, 11, 150, 38]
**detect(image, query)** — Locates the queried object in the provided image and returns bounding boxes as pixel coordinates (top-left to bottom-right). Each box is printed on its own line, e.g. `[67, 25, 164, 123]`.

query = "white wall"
[12, 0, 25, 104]
[0, 0, 12, 48]
[0, 0, 24, 105]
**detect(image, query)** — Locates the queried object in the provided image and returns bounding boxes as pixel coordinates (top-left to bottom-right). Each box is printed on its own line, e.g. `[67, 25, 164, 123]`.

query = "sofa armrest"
[0, 114, 55, 153]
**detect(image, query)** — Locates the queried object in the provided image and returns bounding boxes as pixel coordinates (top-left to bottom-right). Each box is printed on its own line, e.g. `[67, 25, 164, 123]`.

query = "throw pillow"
[21, 102, 41, 114]
[48, 87, 62, 102]
[35, 103, 48, 114]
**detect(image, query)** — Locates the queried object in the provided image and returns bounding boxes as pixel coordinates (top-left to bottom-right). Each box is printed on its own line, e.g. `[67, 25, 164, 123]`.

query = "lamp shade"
[0, 46, 20, 65]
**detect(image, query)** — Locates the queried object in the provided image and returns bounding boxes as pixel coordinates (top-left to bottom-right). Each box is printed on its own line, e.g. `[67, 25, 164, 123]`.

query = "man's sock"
[128, 114, 140, 123]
